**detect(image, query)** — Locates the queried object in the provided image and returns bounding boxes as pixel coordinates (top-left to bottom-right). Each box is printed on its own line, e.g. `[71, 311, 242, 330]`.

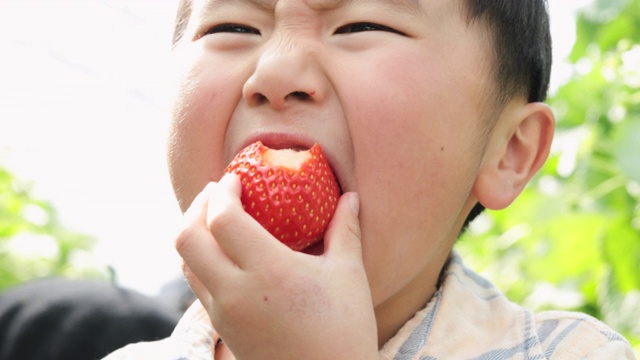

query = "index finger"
[206, 173, 290, 270]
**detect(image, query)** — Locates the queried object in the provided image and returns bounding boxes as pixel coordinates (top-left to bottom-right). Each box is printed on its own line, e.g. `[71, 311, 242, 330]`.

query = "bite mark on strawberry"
[225, 141, 340, 251]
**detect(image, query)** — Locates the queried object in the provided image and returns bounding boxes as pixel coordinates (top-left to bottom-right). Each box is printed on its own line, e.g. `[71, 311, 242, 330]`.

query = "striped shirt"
[104, 253, 635, 359]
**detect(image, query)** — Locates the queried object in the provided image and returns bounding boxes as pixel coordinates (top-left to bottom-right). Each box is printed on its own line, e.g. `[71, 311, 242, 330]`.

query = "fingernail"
[218, 172, 242, 196]
[219, 172, 234, 184]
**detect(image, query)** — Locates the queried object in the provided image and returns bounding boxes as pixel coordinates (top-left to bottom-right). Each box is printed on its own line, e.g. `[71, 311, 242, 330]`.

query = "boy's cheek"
[166, 54, 272, 211]
[348, 128, 481, 304]
[167, 71, 241, 211]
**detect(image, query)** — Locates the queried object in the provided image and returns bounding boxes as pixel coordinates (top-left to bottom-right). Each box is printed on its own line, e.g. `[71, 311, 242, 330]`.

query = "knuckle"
[174, 224, 200, 254]
[208, 207, 242, 237]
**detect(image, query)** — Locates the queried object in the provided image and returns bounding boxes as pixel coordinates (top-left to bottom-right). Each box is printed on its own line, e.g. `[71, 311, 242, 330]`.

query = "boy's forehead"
[193, 0, 426, 13]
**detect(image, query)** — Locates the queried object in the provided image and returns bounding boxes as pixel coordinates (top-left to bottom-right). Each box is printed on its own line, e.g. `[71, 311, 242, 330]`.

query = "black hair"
[465, 0, 552, 105]
[462, 0, 552, 230]
[172, 0, 192, 46]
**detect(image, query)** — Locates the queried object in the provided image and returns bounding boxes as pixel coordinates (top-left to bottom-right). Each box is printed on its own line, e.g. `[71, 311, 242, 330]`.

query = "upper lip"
[238, 131, 318, 153]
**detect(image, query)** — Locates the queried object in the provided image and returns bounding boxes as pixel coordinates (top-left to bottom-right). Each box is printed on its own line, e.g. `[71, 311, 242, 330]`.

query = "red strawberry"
[225, 141, 340, 251]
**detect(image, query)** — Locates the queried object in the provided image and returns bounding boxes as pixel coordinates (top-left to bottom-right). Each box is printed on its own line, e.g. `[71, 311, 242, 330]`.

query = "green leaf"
[614, 119, 640, 183]
[603, 219, 640, 293]
[527, 213, 605, 283]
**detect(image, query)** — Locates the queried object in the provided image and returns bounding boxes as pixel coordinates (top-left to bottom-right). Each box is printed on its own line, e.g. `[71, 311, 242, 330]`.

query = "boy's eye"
[204, 23, 260, 36]
[334, 22, 403, 35]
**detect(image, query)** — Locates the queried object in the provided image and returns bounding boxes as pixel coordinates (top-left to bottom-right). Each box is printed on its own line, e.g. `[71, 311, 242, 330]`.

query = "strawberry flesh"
[225, 141, 340, 251]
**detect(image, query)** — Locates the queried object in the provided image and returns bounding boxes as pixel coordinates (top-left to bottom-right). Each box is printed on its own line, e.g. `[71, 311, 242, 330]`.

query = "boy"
[106, 0, 635, 358]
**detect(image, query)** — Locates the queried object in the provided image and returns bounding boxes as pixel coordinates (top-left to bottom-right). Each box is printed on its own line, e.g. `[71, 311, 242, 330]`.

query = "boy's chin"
[301, 239, 325, 256]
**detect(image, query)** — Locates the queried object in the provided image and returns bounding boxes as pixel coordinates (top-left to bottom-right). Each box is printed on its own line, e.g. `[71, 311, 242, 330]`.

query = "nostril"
[251, 93, 268, 105]
[289, 91, 312, 101]
[247, 91, 314, 107]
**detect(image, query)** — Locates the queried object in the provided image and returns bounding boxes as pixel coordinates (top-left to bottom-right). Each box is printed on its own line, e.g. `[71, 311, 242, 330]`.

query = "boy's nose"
[242, 38, 326, 109]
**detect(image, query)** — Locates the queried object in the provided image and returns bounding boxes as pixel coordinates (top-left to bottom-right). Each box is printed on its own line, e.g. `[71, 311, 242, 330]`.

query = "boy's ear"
[473, 102, 555, 210]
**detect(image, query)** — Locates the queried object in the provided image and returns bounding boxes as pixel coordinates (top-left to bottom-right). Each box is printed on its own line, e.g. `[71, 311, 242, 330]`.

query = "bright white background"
[0, 0, 591, 295]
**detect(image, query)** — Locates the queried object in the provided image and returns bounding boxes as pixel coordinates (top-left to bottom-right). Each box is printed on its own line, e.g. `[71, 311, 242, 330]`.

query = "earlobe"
[474, 102, 555, 210]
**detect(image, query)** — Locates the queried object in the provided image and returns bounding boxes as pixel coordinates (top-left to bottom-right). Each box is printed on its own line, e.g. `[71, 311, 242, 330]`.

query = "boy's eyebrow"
[308, 0, 423, 13]
[202, 0, 423, 13]
[202, 0, 276, 12]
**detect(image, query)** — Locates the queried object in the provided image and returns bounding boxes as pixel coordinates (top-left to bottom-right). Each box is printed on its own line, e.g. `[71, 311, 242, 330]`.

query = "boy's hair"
[170, 0, 553, 230]
[172, 0, 192, 46]
[463, 0, 552, 229]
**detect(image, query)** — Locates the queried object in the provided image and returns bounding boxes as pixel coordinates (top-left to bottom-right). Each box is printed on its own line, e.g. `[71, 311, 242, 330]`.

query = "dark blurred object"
[0, 278, 182, 360]
[158, 277, 196, 313]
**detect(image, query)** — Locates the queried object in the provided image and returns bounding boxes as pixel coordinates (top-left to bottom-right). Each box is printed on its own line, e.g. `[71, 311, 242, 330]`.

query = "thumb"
[323, 192, 363, 260]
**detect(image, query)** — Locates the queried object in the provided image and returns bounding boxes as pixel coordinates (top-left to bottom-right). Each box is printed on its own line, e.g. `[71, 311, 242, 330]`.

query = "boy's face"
[168, 0, 494, 307]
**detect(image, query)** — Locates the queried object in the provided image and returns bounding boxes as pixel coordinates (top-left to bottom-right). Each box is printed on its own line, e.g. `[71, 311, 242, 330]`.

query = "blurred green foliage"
[0, 167, 107, 291]
[458, 0, 640, 355]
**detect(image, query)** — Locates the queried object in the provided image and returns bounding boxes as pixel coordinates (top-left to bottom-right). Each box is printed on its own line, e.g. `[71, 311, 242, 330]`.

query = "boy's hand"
[175, 174, 378, 360]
